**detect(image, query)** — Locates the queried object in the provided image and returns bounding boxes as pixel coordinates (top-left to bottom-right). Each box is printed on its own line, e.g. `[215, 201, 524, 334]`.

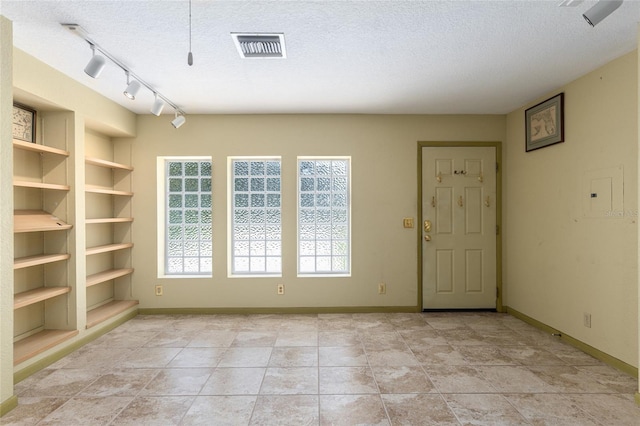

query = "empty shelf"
[85, 242, 133, 256]
[14, 286, 71, 310]
[86, 268, 134, 287]
[85, 185, 133, 196]
[14, 253, 70, 269]
[85, 217, 134, 224]
[13, 139, 69, 157]
[85, 156, 134, 171]
[14, 210, 72, 233]
[14, 180, 70, 191]
[14, 329, 78, 365]
[86, 300, 139, 329]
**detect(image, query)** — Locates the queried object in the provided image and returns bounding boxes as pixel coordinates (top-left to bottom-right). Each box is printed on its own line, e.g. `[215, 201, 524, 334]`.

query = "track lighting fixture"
[171, 112, 186, 129]
[150, 94, 166, 116]
[123, 72, 141, 100]
[62, 23, 186, 128]
[84, 44, 106, 78]
[583, 0, 623, 27]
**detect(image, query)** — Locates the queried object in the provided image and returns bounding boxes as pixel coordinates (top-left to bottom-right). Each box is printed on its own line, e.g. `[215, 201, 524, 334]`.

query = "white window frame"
[157, 156, 212, 278]
[297, 156, 351, 277]
[228, 156, 283, 278]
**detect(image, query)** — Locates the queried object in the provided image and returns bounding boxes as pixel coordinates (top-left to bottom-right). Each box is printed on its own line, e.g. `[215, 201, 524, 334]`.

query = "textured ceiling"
[1, 0, 639, 115]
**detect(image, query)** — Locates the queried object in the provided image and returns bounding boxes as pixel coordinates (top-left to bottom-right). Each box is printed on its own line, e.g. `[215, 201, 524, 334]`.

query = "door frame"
[417, 141, 503, 312]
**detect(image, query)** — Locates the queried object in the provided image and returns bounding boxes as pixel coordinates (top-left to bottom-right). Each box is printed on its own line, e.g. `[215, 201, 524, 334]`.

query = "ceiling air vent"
[231, 33, 286, 59]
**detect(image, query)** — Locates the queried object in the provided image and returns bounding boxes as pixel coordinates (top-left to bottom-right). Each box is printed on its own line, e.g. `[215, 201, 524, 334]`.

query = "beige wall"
[127, 114, 505, 309]
[504, 51, 638, 367]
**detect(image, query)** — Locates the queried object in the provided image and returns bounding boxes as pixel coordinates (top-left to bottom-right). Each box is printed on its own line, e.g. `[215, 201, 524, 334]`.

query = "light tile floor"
[3, 312, 640, 425]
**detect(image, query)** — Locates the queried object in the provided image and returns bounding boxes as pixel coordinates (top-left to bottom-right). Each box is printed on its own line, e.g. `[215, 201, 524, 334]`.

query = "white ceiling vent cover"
[231, 33, 286, 59]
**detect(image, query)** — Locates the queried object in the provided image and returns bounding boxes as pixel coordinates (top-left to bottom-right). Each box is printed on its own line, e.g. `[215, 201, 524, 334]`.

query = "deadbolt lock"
[424, 220, 432, 232]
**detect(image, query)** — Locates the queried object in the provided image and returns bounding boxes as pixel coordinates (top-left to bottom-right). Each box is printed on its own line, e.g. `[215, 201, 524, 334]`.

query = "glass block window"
[298, 158, 350, 275]
[165, 159, 212, 275]
[231, 158, 282, 275]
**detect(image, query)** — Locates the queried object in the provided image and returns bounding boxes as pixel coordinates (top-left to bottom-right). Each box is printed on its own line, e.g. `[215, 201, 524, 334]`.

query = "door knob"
[424, 235, 431, 242]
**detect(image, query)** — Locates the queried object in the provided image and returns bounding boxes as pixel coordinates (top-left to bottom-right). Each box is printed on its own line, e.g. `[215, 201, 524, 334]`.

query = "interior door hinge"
[496, 162, 499, 172]
[496, 225, 500, 235]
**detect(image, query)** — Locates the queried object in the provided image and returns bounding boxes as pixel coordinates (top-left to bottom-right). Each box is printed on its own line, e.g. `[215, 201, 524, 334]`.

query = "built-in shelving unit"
[12, 111, 75, 366]
[84, 133, 136, 329]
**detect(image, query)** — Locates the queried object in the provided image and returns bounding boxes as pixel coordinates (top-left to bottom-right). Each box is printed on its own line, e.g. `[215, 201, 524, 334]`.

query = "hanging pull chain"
[187, 0, 194, 66]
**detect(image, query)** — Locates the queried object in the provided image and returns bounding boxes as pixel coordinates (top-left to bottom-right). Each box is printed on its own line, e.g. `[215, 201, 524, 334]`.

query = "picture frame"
[525, 93, 564, 152]
[12, 102, 37, 143]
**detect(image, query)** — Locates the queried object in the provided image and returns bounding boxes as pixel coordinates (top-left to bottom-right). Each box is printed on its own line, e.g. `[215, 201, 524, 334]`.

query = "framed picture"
[12, 103, 36, 143]
[525, 93, 564, 152]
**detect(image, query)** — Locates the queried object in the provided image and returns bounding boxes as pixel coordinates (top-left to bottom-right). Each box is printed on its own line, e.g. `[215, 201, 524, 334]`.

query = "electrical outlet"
[155, 285, 163, 296]
[378, 283, 386, 294]
[583, 312, 591, 328]
[277, 284, 285, 295]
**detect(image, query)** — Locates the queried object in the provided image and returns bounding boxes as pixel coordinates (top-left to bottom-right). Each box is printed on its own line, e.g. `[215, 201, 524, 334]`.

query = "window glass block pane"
[185, 162, 199, 176]
[234, 225, 250, 240]
[251, 161, 265, 175]
[169, 210, 182, 224]
[267, 161, 281, 176]
[301, 178, 314, 191]
[201, 194, 212, 208]
[235, 194, 249, 207]
[316, 241, 331, 255]
[300, 210, 315, 224]
[250, 241, 266, 256]
[201, 241, 212, 256]
[300, 161, 314, 175]
[266, 209, 281, 224]
[266, 257, 281, 273]
[332, 194, 346, 207]
[267, 178, 280, 192]
[168, 258, 183, 273]
[201, 210, 212, 224]
[333, 241, 348, 255]
[317, 209, 331, 224]
[184, 226, 199, 240]
[168, 241, 183, 256]
[168, 226, 182, 240]
[235, 257, 249, 272]
[316, 225, 331, 239]
[316, 256, 332, 271]
[250, 257, 266, 272]
[300, 241, 315, 256]
[317, 178, 331, 191]
[235, 178, 249, 192]
[332, 225, 348, 239]
[185, 210, 199, 224]
[234, 241, 249, 256]
[332, 161, 347, 175]
[185, 178, 199, 192]
[300, 225, 315, 240]
[266, 225, 281, 240]
[200, 258, 212, 273]
[266, 241, 281, 256]
[299, 257, 314, 273]
[332, 209, 348, 224]
[333, 177, 348, 192]
[251, 177, 265, 192]
[317, 194, 330, 207]
[169, 194, 182, 208]
[201, 161, 212, 176]
[251, 194, 265, 207]
[169, 178, 182, 192]
[184, 194, 198, 208]
[332, 256, 347, 271]
[267, 194, 280, 208]
[301, 194, 314, 207]
[250, 209, 265, 224]
[169, 162, 183, 176]
[184, 241, 199, 256]
[235, 209, 249, 224]
[235, 161, 249, 176]
[316, 161, 331, 175]
[201, 178, 212, 192]
[250, 224, 266, 237]
[184, 258, 199, 273]
[201, 226, 212, 241]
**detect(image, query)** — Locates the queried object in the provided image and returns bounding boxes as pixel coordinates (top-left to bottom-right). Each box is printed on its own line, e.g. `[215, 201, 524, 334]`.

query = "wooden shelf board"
[14, 253, 70, 269]
[14, 210, 72, 233]
[13, 139, 69, 157]
[86, 300, 139, 329]
[85, 217, 134, 224]
[87, 268, 134, 287]
[85, 156, 133, 171]
[86, 242, 134, 256]
[14, 180, 70, 191]
[14, 286, 71, 310]
[14, 329, 78, 365]
[85, 185, 133, 196]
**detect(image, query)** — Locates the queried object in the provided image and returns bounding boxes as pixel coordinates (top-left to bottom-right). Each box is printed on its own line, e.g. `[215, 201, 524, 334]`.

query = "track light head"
[583, 0, 623, 27]
[124, 76, 141, 100]
[151, 94, 166, 116]
[84, 46, 106, 78]
[171, 113, 186, 129]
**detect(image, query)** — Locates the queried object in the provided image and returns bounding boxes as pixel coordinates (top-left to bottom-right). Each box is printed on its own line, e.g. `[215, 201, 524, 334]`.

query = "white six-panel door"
[422, 146, 497, 309]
